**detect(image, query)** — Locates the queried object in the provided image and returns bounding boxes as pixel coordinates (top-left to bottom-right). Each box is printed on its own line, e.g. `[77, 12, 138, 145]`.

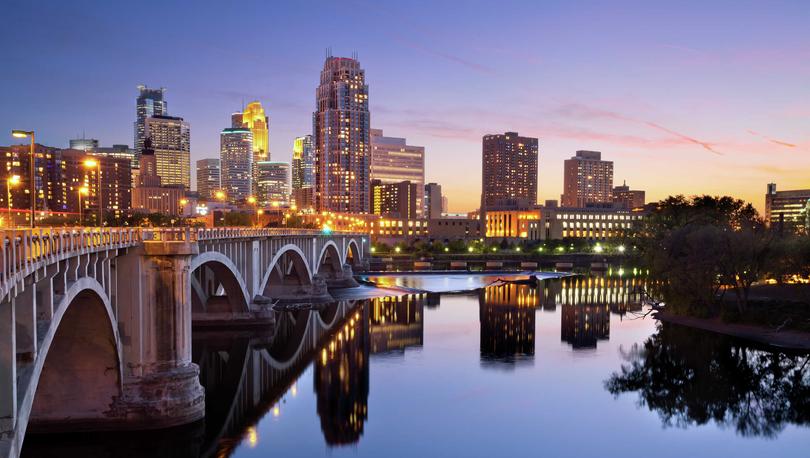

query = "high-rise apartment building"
[481, 132, 539, 211]
[61, 149, 132, 223]
[313, 55, 370, 213]
[220, 127, 253, 202]
[145, 115, 191, 189]
[613, 181, 645, 209]
[370, 129, 425, 216]
[256, 161, 290, 206]
[371, 180, 418, 219]
[424, 182, 443, 219]
[134, 85, 167, 158]
[196, 158, 221, 200]
[765, 183, 810, 235]
[562, 150, 613, 207]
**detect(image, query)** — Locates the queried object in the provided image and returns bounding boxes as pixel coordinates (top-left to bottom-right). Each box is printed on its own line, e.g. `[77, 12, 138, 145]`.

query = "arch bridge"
[0, 227, 367, 458]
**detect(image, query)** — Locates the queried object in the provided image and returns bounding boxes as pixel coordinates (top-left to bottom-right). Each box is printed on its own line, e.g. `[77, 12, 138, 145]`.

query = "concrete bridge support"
[113, 241, 205, 429]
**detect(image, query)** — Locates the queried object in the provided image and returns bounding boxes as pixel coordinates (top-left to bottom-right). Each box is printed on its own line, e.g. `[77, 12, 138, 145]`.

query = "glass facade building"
[220, 128, 253, 202]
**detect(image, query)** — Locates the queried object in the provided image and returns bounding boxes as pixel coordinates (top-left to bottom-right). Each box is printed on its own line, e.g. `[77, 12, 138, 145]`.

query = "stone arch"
[190, 251, 251, 315]
[345, 238, 362, 267]
[19, 278, 122, 439]
[316, 241, 343, 278]
[260, 245, 316, 301]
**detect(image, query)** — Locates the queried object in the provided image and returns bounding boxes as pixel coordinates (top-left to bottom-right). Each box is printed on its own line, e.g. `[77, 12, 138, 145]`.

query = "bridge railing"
[0, 227, 141, 296]
[0, 226, 366, 294]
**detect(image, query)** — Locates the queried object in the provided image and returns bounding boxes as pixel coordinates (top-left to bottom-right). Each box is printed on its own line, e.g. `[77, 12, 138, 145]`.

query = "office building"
[424, 183, 443, 219]
[145, 115, 191, 189]
[481, 132, 538, 211]
[371, 180, 418, 219]
[485, 210, 540, 239]
[613, 181, 645, 209]
[134, 85, 167, 158]
[527, 205, 644, 241]
[132, 140, 185, 216]
[765, 183, 810, 234]
[370, 129, 425, 216]
[220, 127, 253, 202]
[292, 135, 315, 190]
[196, 158, 221, 201]
[562, 150, 613, 207]
[256, 161, 289, 205]
[313, 55, 371, 213]
[69, 138, 99, 151]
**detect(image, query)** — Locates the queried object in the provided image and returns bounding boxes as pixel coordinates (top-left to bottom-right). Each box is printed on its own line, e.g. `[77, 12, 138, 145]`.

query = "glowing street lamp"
[617, 245, 626, 253]
[215, 190, 226, 201]
[179, 198, 189, 216]
[83, 158, 102, 226]
[11, 129, 35, 228]
[6, 175, 20, 227]
[247, 196, 258, 227]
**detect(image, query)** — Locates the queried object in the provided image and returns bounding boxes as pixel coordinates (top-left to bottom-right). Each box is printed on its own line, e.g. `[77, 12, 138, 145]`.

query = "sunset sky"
[2, 0, 808, 213]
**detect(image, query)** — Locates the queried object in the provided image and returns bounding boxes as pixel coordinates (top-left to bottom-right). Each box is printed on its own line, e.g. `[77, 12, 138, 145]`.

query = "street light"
[215, 190, 226, 201]
[78, 186, 89, 226]
[83, 158, 102, 226]
[11, 129, 35, 228]
[179, 198, 189, 217]
[6, 175, 20, 227]
[247, 196, 257, 227]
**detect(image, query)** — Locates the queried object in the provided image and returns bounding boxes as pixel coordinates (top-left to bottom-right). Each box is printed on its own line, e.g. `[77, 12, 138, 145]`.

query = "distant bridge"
[0, 227, 367, 458]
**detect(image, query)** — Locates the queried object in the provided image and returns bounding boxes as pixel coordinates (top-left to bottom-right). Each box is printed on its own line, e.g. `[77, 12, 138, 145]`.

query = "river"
[22, 274, 810, 457]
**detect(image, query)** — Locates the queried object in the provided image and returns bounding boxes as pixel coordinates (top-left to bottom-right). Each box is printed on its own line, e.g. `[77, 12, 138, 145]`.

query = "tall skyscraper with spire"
[134, 85, 167, 159]
[313, 55, 370, 213]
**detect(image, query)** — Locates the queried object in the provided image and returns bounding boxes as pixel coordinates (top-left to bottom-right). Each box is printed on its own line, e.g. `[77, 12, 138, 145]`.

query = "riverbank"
[654, 311, 810, 351]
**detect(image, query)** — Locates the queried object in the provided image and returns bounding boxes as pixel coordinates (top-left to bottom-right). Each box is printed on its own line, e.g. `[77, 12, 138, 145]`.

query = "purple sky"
[1, 0, 808, 212]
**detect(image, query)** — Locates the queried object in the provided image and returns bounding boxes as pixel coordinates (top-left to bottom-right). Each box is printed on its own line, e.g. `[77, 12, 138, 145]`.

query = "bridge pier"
[113, 241, 205, 429]
[0, 297, 15, 438]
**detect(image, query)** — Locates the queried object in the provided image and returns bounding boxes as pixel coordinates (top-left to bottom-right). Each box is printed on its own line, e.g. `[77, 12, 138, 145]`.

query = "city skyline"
[2, 1, 809, 213]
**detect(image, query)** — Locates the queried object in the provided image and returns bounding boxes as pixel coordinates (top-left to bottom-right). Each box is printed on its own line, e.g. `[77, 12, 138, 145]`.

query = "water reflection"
[479, 284, 536, 365]
[605, 322, 810, 438]
[544, 276, 645, 349]
[369, 295, 425, 355]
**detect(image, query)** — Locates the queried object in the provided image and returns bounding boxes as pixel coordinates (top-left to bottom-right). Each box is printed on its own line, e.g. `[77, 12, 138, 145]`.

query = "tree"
[638, 195, 776, 315]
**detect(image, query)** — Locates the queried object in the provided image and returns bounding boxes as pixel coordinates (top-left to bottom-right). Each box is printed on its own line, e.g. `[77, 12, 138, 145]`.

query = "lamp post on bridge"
[83, 158, 102, 226]
[6, 175, 20, 228]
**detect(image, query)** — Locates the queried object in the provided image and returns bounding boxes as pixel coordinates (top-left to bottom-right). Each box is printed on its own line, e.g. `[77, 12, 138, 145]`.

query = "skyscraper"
[292, 135, 315, 208]
[424, 182, 443, 219]
[481, 132, 539, 211]
[134, 85, 167, 158]
[145, 115, 191, 189]
[313, 55, 371, 213]
[561, 150, 614, 207]
[292, 135, 315, 190]
[196, 158, 221, 200]
[256, 161, 290, 206]
[220, 127, 253, 202]
[370, 129, 425, 216]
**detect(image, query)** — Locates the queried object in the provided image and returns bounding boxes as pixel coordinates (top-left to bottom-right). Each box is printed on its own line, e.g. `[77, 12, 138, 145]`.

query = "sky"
[1, 0, 808, 213]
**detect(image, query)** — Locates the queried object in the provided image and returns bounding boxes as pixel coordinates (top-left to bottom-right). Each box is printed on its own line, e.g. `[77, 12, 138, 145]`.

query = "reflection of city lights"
[247, 426, 258, 447]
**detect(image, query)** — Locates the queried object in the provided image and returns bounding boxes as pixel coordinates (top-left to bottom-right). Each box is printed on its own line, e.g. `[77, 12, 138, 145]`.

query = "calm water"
[23, 275, 810, 457]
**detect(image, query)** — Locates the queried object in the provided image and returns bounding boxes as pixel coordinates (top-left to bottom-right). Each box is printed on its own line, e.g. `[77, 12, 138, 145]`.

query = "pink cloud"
[746, 129, 797, 148]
